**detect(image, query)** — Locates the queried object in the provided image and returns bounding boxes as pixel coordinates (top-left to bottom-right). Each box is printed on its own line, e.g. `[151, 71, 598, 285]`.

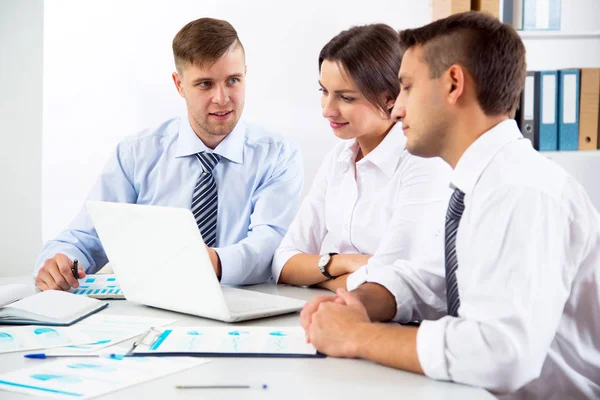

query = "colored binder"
[523, 0, 561, 31]
[516, 71, 541, 149]
[578, 68, 600, 150]
[558, 69, 581, 151]
[511, 0, 523, 30]
[538, 70, 558, 151]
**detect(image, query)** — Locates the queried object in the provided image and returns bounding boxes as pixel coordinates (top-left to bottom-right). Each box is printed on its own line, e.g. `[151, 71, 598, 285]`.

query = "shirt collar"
[451, 119, 523, 194]
[336, 123, 406, 178]
[175, 116, 245, 164]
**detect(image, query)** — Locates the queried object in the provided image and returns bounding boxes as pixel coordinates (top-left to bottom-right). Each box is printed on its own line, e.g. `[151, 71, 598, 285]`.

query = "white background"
[41, 0, 432, 242]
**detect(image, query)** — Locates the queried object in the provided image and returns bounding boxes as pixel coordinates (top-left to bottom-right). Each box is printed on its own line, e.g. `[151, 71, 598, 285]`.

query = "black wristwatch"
[317, 252, 338, 279]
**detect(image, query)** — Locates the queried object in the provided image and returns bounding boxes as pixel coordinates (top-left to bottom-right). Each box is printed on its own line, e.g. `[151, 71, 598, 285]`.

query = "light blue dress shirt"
[35, 116, 304, 285]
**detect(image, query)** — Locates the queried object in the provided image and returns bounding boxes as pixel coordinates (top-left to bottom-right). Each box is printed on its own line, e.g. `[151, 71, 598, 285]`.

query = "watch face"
[318, 254, 331, 269]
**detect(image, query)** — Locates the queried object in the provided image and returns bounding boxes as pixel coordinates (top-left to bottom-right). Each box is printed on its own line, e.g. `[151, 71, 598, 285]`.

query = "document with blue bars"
[69, 275, 124, 299]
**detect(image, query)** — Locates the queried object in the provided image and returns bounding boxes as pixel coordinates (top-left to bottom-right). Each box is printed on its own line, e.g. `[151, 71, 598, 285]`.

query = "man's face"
[173, 45, 246, 141]
[391, 46, 451, 158]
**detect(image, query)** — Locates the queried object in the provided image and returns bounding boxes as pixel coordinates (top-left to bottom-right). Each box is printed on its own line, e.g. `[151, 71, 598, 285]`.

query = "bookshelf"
[430, 1, 600, 210]
[515, 0, 600, 211]
[519, 32, 600, 71]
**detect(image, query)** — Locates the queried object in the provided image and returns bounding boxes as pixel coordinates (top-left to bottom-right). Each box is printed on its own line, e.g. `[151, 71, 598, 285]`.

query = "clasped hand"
[300, 288, 371, 358]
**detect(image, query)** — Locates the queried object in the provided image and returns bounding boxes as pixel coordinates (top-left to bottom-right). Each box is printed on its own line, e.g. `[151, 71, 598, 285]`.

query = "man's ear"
[445, 64, 465, 105]
[172, 72, 185, 97]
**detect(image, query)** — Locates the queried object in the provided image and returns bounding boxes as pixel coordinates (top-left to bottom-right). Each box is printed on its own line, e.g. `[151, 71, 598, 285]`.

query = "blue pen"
[24, 353, 119, 359]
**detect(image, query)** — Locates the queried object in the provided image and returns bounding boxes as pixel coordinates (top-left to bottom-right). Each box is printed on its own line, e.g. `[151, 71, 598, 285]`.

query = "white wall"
[41, 0, 433, 242]
[0, 0, 43, 277]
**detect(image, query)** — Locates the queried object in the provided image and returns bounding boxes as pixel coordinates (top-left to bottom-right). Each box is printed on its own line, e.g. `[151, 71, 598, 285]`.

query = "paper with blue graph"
[0, 326, 94, 354]
[49, 314, 177, 354]
[0, 314, 175, 355]
[132, 326, 322, 358]
[0, 355, 207, 398]
[69, 274, 124, 299]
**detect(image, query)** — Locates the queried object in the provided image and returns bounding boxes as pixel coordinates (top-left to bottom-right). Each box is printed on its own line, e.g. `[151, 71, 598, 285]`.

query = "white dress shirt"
[272, 123, 452, 291]
[409, 119, 600, 399]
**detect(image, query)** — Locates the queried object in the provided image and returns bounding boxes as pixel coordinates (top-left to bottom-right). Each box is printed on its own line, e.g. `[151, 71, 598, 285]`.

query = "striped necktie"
[445, 188, 466, 317]
[192, 152, 220, 247]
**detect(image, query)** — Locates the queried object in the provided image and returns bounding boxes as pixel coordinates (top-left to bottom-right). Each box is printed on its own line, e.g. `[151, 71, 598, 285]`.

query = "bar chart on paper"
[0, 356, 207, 399]
[69, 275, 125, 299]
[131, 326, 321, 357]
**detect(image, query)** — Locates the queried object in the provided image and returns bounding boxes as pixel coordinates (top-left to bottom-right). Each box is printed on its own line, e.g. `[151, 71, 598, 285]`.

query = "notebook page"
[0, 284, 37, 308]
[4, 290, 102, 321]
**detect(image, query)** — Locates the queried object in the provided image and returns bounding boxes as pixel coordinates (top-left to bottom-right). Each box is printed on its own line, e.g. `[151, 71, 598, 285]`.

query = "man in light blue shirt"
[34, 18, 303, 290]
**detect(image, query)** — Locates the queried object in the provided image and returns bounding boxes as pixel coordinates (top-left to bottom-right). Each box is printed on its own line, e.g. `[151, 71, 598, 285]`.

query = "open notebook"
[0, 284, 37, 307]
[0, 290, 107, 326]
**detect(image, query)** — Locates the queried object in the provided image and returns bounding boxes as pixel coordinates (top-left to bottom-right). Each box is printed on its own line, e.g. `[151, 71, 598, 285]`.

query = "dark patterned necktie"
[445, 188, 466, 317]
[191, 152, 220, 247]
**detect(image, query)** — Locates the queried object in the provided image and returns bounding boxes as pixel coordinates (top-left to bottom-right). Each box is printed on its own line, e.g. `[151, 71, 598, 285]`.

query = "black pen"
[72, 258, 79, 280]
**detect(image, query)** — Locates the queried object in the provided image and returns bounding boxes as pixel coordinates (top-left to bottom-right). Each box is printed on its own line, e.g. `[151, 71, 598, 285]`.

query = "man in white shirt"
[300, 11, 600, 399]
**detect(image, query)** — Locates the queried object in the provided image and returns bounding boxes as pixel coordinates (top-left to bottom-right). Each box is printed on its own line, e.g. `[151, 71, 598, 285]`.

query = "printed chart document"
[0, 356, 208, 399]
[52, 314, 177, 354]
[0, 314, 176, 355]
[0, 291, 107, 326]
[0, 326, 94, 354]
[69, 275, 124, 299]
[132, 326, 322, 358]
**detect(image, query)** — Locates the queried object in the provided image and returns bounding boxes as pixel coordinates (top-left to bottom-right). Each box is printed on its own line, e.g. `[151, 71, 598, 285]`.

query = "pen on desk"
[24, 353, 118, 359]
[175, 384, 268, 390]
[72, 258, 79, 280]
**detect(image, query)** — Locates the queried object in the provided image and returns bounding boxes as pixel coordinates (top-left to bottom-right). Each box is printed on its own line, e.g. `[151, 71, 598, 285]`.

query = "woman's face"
[319, 60, 391, 141]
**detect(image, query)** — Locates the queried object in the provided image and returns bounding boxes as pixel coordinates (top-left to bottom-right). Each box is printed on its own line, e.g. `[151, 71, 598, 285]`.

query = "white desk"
[0, 276, 493, 399]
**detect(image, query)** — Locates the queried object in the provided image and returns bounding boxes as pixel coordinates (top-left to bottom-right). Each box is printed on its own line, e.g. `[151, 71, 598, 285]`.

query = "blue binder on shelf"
[558, 69, 581, 151]
[538, 70, 558, 151]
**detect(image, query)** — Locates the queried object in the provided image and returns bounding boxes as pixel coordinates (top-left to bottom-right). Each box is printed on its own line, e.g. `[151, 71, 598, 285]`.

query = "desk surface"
[0, 276, 493, 400]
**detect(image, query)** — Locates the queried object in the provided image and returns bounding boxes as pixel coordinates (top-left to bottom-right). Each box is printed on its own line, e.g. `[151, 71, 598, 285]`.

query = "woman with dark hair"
[273, 24, 451, 312]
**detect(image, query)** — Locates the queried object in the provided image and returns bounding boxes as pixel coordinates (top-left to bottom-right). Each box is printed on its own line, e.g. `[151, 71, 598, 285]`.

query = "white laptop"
[86, 201, 306, 322]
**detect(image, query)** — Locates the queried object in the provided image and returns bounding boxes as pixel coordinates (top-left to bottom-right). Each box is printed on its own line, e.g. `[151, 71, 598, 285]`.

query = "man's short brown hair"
[399, 11, 526, 117]
[172, 17, 244, 72]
